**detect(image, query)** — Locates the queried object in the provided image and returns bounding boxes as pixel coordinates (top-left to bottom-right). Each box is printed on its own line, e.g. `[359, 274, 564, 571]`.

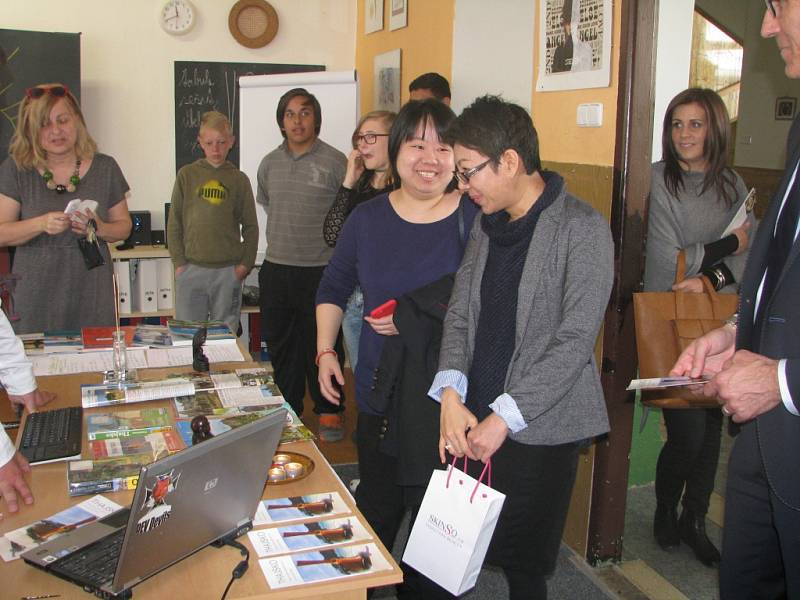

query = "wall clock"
[229, 0, 279, 49]
[160, 0, 197, 35]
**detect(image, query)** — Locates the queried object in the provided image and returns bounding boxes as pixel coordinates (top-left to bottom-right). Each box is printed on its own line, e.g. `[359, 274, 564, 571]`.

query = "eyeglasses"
[454, 159, 492, 184]
[353, 133, 389, 145]
[25, 85, 70, 100]
[765, 0, 778, 18]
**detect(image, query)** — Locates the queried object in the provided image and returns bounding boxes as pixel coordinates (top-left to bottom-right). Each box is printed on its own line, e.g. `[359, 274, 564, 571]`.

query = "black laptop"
[22, 409, 286, 598]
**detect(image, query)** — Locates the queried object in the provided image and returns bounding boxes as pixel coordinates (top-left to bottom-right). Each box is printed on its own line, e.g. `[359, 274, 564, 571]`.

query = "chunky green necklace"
[42, 159, 81, 194]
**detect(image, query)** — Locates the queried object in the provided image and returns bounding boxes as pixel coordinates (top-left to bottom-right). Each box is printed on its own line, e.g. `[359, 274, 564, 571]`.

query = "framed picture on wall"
[536, 0, 612, 92]
[389, 0, 407, 31]
[365, 0, 383, 34]
[374, 49, 401, 111]
[776, 97, 797, 120]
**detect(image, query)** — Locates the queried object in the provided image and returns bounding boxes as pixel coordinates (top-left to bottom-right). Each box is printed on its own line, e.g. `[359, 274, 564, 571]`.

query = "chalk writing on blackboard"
[173, 61, 324, 172]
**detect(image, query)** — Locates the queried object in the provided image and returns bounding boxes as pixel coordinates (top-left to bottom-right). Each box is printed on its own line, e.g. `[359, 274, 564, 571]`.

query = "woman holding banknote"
[645, 88, 755, 567]
[0, 83, 132, 333]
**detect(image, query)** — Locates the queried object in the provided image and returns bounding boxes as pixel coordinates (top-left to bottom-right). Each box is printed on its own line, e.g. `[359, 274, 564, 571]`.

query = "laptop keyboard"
[54, 528, 125, 587]
[19, 406, 83, 463]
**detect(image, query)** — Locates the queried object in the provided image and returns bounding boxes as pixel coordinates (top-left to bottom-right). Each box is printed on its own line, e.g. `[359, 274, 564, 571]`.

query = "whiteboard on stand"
[239, 71, 359, 264]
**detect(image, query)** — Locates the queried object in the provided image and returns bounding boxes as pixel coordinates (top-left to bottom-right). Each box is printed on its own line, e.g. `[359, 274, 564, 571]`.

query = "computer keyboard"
[19, 406, 83, 464]
[54, 528, 125, 587]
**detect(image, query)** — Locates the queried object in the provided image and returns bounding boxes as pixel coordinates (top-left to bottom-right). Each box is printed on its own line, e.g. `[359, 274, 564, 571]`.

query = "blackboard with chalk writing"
[174, 61, 324, 172]
[0, 29, 81, 165]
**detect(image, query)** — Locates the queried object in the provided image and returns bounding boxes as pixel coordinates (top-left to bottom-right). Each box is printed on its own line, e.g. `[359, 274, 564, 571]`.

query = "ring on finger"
[721, 406, 731, 416]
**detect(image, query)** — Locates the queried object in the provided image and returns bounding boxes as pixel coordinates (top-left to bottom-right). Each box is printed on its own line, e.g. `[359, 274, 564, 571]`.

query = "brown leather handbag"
[633, 251, 738, 408]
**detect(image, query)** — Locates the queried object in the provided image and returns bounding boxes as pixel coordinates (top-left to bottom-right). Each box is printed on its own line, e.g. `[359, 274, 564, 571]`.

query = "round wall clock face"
[229, 0, 279, 49]
[160, 0, 196, 35]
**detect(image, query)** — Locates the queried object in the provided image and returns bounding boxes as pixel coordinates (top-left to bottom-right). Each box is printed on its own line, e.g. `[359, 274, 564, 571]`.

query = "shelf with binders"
[109, 244, 263, 354]
[109, 243, 174, 319]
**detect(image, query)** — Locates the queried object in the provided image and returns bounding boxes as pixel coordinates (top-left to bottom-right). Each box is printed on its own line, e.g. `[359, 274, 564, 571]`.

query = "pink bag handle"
[445, 455, 493, 504]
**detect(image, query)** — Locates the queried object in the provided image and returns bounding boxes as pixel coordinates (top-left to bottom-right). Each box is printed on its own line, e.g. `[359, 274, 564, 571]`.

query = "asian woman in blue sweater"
[316, 99, 478, 598]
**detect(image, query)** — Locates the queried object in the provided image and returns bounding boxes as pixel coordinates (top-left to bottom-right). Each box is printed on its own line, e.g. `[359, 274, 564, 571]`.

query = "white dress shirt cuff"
[428, 370, 468, 403]
[489, 393, 528, 433]
[0, 428, 15, 469]
[778, 359, 799, 416]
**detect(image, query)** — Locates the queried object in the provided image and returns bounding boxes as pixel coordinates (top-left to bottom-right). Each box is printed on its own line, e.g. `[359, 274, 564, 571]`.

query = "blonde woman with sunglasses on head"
[0, 83, 132, 333]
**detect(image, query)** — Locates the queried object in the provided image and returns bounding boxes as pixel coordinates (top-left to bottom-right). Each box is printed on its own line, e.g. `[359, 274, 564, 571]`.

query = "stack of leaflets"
[167, 319, 236, 346]
[86, 407, 173, 441]
[246, 492, 391, 590]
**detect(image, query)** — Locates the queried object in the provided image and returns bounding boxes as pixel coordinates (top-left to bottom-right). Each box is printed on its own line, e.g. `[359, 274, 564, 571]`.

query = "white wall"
[450, 0, 534, 114]
[0, 0, 356, 228]
[734, 1, 800, 169]
[651, 0, 694, 161]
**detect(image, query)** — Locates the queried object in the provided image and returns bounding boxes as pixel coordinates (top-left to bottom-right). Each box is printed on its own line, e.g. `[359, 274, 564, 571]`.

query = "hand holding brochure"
[721, 187, 755, 238]
[627, 376, 709, 391]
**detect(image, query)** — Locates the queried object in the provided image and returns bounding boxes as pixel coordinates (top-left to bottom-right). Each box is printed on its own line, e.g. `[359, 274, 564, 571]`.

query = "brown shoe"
[319, 413, 344, 442]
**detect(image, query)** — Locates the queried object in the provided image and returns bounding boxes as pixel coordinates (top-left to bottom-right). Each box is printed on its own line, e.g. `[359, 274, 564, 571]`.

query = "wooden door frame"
[587, 0, 659, 563]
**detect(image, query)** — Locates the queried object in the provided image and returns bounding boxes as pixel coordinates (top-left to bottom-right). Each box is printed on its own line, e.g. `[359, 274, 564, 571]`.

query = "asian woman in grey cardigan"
[428, 96, 613, 600]
[645, 88, 754, 567]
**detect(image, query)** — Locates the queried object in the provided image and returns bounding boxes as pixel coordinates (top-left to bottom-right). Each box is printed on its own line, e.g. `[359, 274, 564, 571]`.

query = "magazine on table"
[67, 455, 150, 497]
[86, 407, 173, 441]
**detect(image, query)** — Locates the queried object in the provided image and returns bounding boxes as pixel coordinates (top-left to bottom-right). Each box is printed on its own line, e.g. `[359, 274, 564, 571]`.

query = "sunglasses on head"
[24, 85, 70, 100]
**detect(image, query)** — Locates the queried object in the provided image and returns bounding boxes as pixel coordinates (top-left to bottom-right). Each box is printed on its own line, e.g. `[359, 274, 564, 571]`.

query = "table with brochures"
[1, 356, 402, 599]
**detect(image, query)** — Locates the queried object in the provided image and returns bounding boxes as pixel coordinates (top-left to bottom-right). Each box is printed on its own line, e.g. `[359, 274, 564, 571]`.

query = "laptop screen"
[112, 409, 285, 592]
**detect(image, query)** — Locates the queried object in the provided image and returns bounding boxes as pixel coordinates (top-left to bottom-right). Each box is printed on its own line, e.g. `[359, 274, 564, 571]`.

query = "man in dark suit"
[671, 2, 800, 598]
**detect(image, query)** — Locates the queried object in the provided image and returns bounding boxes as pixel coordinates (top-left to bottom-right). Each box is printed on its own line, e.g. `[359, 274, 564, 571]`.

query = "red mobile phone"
[369, 299, 397, 319]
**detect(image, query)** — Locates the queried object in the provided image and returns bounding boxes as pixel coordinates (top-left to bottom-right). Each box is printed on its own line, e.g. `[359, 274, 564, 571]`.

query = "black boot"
[653, 503, 680, 551]
[678, 509, 720, 567]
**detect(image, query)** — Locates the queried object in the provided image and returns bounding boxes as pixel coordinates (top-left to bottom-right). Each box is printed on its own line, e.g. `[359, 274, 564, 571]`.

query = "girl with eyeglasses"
[0, 84, 132, 333]
[322, 111, 397, 373]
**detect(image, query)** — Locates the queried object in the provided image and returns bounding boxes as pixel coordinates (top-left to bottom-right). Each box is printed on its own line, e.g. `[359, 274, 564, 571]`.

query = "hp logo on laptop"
[204, 478, 218, 492]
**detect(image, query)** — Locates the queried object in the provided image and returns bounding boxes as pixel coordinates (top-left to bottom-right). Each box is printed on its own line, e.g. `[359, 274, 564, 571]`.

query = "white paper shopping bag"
[402, 459, 505, 596]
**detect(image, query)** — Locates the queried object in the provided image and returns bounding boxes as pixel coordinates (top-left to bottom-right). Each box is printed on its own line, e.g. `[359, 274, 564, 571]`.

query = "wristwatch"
[724, 313, 739, 329]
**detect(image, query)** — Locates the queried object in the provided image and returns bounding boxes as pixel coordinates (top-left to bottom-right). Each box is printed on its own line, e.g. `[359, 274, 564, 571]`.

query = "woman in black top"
[323, 110, 396, 371]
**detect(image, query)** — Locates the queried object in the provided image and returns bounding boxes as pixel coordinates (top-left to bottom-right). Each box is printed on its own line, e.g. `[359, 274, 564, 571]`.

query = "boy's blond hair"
[199, 111, 233, 136]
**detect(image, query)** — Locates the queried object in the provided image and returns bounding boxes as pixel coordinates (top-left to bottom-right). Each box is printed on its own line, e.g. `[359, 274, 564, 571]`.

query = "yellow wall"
[355, 0, 455, 114]
[355, 0, 621, 168]
[532, 0, 622, 167]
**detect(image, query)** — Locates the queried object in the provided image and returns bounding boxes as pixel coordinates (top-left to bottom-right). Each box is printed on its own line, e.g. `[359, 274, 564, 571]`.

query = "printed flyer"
[248, 516, 372, 557]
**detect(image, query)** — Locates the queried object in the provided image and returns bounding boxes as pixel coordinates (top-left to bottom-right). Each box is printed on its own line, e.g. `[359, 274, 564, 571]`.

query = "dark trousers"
[655, 406, 723, 515]
[354, 413, 452, 600]
[720, 422, 800, 600]
[464, 438, 580, 600]
[259, 261, 344, 416]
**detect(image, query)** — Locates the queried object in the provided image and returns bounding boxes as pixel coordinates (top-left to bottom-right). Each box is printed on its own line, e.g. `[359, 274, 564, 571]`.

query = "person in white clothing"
[0, 299, 55, 518]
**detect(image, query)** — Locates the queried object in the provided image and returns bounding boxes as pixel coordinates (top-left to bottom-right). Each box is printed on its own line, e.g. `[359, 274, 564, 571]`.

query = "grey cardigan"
[438, 187, 613, 445]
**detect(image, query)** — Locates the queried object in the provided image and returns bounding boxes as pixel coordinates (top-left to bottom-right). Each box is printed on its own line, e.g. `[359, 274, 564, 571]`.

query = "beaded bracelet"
[315, 348, 337, 366]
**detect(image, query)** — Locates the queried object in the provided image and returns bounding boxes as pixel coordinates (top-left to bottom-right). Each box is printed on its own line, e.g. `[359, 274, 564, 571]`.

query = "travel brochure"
[258, 543, 392, 589]
[89, 430, 184, 460]
[167, 319, 236, 346]
[86, 407, 173, 441]
[0, 495, 122, 562]
[254, 492, 351, 526]
[248, 516, 372, 558]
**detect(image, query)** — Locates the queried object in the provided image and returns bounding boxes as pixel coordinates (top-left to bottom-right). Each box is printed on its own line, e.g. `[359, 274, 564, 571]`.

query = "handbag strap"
[445, 455, 493, 504]
[672, 250, 728, 319]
